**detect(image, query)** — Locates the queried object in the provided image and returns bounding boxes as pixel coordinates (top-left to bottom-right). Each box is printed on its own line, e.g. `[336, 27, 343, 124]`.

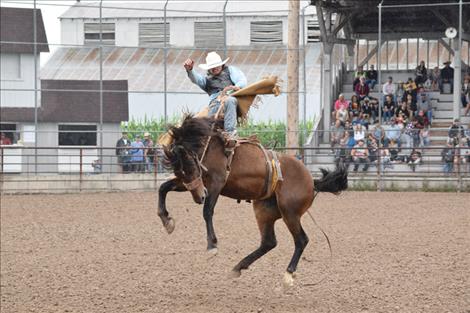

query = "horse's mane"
[168, 114, 223, 155]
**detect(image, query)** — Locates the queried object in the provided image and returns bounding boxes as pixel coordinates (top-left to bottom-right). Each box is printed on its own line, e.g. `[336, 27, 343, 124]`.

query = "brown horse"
[158, 115, 347, 286]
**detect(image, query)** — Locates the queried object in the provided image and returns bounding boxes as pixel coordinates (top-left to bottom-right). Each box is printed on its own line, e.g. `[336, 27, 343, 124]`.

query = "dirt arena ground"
[1, 191, 469, 313]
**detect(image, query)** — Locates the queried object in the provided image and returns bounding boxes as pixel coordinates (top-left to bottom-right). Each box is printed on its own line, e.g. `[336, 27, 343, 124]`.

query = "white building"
[42, 1, 324, 122]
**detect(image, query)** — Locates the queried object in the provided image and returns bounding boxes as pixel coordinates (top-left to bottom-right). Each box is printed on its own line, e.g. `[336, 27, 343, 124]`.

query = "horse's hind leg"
[281, 212, 309, 287]
[231, 197, 281, 277]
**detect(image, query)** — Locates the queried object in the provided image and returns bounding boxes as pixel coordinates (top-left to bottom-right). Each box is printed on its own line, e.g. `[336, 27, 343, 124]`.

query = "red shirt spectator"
[334, 94, 349, 111]
[0, 133, 12, 145]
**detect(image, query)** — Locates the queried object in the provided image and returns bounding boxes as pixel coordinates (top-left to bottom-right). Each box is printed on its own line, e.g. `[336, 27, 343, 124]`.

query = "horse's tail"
[313, 166, 348, 194]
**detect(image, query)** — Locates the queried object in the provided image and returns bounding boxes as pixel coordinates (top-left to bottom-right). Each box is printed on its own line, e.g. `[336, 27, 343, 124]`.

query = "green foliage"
[121, 117, 316, 147]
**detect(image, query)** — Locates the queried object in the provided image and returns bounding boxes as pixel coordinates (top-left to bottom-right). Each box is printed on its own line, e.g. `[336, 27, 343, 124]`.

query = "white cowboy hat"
[198, 51, 229, 70]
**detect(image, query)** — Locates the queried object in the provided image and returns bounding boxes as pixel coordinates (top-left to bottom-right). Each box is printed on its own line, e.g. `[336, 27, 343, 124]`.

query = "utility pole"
[287, 0, 299, 156]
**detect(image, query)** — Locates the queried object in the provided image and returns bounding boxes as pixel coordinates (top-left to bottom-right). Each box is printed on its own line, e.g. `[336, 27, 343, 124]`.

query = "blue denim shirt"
[187, 66, 247, 103]
[130, 141, 145, 162]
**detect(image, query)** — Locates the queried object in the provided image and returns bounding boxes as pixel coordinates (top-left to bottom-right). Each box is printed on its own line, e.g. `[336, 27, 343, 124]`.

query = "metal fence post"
[164, 0, 169, 124]
[377, 1, 383, 191]
[99, 0, 104, 164]
[33, 0, 38, 174]
[79, 148, 83, 191]
[223, 0, 228, 59]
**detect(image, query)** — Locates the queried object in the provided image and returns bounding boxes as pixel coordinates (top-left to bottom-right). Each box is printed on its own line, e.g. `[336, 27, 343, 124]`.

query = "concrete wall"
[0, 53, 40, 109]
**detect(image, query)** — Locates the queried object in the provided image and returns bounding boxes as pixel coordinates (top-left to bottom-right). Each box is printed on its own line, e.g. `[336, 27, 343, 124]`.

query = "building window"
[307, 19, 321, 43]
[84, 23, 115, 46]
[250, 21, 282, 44]
[0, 54, 21, 80]
[139, 23, 170, 46]
[58, 125, 97, 146]
[0, 123, 18, 144]
[194, 22, 224, 48]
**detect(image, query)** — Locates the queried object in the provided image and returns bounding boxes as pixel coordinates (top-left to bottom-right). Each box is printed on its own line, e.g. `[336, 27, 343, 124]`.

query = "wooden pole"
[287, 0, 299, 156]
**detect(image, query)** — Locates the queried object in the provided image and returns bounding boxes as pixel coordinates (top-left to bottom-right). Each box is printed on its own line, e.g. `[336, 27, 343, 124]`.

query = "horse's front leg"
[158, 177, 185, 234]
[202, 191, 221, 253]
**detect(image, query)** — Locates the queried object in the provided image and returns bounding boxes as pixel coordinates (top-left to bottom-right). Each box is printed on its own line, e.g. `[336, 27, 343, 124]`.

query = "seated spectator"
[441, 141, 456, 174]
[408, 149, 422, 172]
[365, 64, 378, 89]
[355, 76, 370, 101]
[383, 95, 396, 123]
[396, 81, 404, 100]
[333, 93, 349, 120]
[385, 117, 402, 147]
[330, 119, 345, 152]
[417, 92, 432, 124]
[336, 106, 349, 127]
[395, 101, 411, 122]
[382, 76, 396, 103]
[372, 121, 385, 146]
[415, 60, 428, 86]
[406, 94, 418, 118]
[448, 118, 465, 140]
[420, 126, 431, 147]
[361, 97, 373, 124]
[130, 134, 145, 172]
[379, 147, 393, 171]
[388, 139, 400, 162]
[404, 77, 417, 91]
[415, 110, 429, 129]
[353, 121, 366, 143]
[348, 95, 361, 121]
[353, 65, 366, 91]
[460, 137, 470, 173]
[462, 78, 470, 116]
[0, 132, 12, 145]
[402, 83, 418, 105]
[429, 66, 441, 91]
[403, 119, 416, 149]
[351, 139, 370, 172]
[440, 61, 454, 93]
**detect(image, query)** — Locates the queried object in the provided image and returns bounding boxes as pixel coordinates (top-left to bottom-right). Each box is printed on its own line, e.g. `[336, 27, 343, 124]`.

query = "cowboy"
[184, 51, 247, 138]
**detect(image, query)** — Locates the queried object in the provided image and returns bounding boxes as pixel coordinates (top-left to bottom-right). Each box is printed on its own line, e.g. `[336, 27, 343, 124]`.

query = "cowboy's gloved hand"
[184, 59, 194, 71]
[223, 85, 240, 93]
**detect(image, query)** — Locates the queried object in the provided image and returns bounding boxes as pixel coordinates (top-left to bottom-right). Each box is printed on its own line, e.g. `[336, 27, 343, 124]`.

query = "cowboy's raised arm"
[228, 66, 247, 89]
[184, 58, 207, 91]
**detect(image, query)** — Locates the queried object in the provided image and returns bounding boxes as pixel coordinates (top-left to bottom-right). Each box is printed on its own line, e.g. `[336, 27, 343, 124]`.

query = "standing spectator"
[335, 131, 352, 168]
[441, 141, 456, 174]
[440, 61, 454, 93]
[415, 60, 428, 86]
[351, 139, 370, 172]
[330, 120, 345, 153]
[382, 76, 396, 103]
[429, 66, 441, 91]
[130, 135, 145, 172]
[383, 95, 396, 123]
[353, 65, 366, 91]
[462, 78, 470, 116]
[365, 64, 378, 89]
[408, 149, 422, 172]
[355, 77, 370, 101]
[0, 132, 12, 145]
[115, 132, 131, 173]
[143, 132, 155, 172]
[417, 92, 432, 124]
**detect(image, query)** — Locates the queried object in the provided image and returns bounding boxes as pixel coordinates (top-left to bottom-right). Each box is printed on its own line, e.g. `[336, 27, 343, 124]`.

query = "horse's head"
[165, 144, 207, 204]
[164, 115, 222, 204]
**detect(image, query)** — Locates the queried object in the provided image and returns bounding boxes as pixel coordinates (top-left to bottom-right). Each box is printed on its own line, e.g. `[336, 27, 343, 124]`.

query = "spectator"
[417, 92, 432, 124]
[0, 132, 12, 145]
[460, 137, 470, 172]
[382, 76, 396, 103]
[406, 94, 418, 118]
[396, 81, 405, 100]
[361, 97, 373, 125]
[421, 125, 431, 147]
[395, 101, 410, 122]
[383, 95, 396, 123]
[462, 78, 470, 116]
[348, 95, 361, 121]
[355, 76, 370, 101]
[353, 121, 366, 143]
[365, 64, 378, 89]
[408, 149, 422, 172]
[448, 118, 464, 140]
[440, 61, 454, 93]
[415, 110, 429, 129]
[130, 135, 145, 172]
[388, 139, 400, 162]
[115, 132, 131, 173]
[385, 117, 402, 147]
[372, 121, 386, 146]
[143, 132, 155, 173]
[366, 133, 378, 163]
[379, 147, 393, 171]
[336, 106, 349, 127]
[429, 66, 441, 91]
[331, 119, 345, 153]
[332, 93, 349, 121]
[353, 65, 366, 91]
[91, 159, 102, 174]
[441, 141, 456, 174]
[415, 60, 428, 86]
[335, 131, 351, 168]
[403, 119, 416, 149]
[402, 83, 417, 105]
[351, 139, 370, 172]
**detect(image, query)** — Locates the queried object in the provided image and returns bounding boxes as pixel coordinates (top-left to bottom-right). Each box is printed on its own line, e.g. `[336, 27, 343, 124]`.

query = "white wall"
[60, 18, 84, 46]
[170, 19, 194, 47]
[116, 20, 139, 47]
[0, 53, 40, 108]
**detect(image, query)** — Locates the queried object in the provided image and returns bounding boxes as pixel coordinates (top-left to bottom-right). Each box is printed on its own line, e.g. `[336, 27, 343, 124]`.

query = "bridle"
[176, 141, 209, 192]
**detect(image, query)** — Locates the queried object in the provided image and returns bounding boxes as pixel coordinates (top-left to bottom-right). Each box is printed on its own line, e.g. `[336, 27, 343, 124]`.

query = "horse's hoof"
[228, 269, 241, 279]
[283, 272, 295, 288]
[207, 247, 218, 257]
[165, 218, 175, 234]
